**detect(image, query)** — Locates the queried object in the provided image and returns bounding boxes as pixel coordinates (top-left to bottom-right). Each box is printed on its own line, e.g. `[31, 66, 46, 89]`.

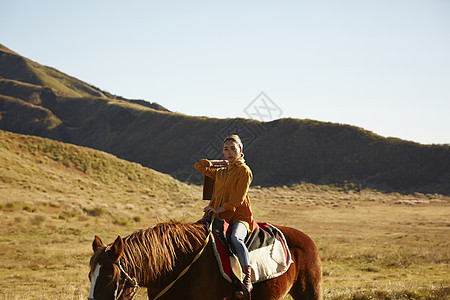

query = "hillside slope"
[1, 44, 449, 194]
[0, 130, 201, 221]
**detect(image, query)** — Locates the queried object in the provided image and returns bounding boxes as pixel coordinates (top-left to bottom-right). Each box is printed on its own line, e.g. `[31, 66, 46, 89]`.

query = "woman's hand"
[203, 206, 215, 215]
[203, 206, 226, 214]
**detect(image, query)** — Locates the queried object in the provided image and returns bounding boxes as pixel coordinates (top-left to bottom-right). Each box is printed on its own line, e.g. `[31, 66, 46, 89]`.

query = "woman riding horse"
[195, 134, 254, 299]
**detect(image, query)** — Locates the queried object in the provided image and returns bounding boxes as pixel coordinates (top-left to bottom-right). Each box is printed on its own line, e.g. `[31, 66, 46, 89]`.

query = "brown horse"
[88, 221, 322, 300]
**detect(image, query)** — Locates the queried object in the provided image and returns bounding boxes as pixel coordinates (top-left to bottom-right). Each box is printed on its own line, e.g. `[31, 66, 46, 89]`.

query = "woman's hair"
[223, 134, 243, 152]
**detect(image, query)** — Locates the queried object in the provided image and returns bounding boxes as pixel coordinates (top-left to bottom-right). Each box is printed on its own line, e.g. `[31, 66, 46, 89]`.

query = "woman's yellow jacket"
[195, 158, 254, 232]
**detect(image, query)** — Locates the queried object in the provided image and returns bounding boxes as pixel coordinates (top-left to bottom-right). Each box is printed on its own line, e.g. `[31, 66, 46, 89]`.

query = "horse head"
[88, 235, 136, 300]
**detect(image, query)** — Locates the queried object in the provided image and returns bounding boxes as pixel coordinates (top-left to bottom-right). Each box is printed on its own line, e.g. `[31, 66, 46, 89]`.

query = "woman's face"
[223, 140, 242, 162]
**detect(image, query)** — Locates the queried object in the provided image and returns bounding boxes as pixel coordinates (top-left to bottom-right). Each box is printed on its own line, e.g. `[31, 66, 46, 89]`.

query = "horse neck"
[121, 223, 206, 288]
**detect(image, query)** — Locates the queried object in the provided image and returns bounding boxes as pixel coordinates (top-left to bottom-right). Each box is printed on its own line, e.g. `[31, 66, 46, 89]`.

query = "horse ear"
[108, 236, 124, 262]
[93, 235, 104, 252]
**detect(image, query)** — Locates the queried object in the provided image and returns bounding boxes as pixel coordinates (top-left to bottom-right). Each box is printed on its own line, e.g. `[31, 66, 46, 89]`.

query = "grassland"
[0, 130, 448, 299]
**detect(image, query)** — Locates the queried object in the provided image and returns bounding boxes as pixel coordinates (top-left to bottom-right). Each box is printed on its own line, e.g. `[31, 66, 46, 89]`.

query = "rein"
[152, 216, 215, 300]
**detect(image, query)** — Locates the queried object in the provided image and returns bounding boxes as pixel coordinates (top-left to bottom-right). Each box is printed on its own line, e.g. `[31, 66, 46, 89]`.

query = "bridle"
[87, 260, 139, 300]
[114, 261, 139, 300]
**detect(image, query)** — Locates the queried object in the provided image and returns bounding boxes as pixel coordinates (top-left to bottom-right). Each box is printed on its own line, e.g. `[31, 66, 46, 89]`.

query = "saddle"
[201, 216, 292, 284]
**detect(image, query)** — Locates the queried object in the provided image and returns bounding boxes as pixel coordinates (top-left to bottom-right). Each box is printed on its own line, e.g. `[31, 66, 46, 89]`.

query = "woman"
[194, 134, 254, 298]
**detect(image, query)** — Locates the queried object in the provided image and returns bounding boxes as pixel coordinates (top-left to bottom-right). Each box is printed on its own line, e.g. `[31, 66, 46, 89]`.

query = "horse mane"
[120, 221, 206, 285]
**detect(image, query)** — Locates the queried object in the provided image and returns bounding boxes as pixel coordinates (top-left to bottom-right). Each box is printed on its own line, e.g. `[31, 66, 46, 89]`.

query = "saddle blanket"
[205, 218, 292, 284]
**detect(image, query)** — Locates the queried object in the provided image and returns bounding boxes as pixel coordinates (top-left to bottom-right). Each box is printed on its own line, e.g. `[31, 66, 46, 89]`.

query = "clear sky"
[1, 0, 449, 144]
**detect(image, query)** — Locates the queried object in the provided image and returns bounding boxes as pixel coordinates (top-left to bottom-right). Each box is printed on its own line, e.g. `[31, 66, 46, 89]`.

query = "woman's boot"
[235, 265, 253, 299]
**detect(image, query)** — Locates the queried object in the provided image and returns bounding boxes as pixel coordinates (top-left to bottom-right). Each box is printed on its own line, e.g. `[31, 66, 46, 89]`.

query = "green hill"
[1, 44, 449, 195]
[0, 129, 200, 222]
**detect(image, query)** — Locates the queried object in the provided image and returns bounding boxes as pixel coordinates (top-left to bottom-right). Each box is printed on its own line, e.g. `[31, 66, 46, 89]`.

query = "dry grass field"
[0, 131, 449, 299]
